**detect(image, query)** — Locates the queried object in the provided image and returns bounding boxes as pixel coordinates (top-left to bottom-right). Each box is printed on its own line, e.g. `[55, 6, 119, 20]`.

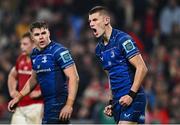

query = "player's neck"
[103, 26, 112, 45]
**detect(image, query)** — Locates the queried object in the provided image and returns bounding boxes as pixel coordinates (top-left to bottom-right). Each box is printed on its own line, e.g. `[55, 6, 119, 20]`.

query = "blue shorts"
[112, 91, 146, 123]
[42, 96, 69, 124]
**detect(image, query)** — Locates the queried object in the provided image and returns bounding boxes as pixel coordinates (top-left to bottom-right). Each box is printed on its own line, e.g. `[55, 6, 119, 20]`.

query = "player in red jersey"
[8, 32, 43, 124]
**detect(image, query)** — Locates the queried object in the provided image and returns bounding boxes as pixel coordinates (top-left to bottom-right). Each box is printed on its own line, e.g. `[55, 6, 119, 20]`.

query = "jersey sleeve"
[53, 46, 74, 69]
[118, 34, 140, 59]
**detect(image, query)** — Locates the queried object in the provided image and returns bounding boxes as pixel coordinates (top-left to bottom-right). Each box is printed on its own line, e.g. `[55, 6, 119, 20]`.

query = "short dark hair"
[29, 21, 48, 32]
[89, 6, 110, 16]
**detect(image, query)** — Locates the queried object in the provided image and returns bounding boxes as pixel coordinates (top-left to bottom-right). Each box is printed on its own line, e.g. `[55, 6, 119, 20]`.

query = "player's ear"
[29, 32, 34, 41]
[30, 35, 34, 41]
[105, 16, 110, 25]
[47, 29, 50, 37]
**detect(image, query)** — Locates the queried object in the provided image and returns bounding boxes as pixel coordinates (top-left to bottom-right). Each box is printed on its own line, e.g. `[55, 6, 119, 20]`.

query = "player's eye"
[41, 31, 46, 35]
[93, 18, 97, 22]
[34, 33, 40, 36]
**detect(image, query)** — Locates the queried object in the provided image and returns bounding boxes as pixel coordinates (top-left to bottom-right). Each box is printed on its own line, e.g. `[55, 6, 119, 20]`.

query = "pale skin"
[8, 67, 41, 99]
[8, 27, 79, 121]
[8, 36, 41, 99]
[8, 67, 19, 98]
[89, 11, 148, 124]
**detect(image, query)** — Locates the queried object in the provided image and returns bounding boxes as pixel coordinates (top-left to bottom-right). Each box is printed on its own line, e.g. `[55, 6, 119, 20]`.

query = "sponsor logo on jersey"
[20, 60, 25, 65]
[18, 70, 32, 75]
[36, 68, 51, 73]
[124, 113, 131, 118]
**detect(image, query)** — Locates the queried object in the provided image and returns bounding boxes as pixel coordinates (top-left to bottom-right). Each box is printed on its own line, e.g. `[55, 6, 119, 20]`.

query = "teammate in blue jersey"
[88, 6, 148, 124]
[8, 21, 79, 124]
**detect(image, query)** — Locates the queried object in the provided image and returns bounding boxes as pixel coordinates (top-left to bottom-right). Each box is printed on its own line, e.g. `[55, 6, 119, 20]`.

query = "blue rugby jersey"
[30, 41, 74, 120]
[95, 29, 140, 99]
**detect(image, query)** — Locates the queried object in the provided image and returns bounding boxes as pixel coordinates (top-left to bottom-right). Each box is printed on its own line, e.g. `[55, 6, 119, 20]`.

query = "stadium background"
[0, 0, 179, 124]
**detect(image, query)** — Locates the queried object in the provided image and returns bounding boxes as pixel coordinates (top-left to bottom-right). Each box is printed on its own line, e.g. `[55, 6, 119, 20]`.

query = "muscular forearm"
[108, 79, 113, 100]
[66, 76, 79, 106]
[63, 64, 79, 107]
[105, 70, 113, 99]
[8, 78, 18, 98]
[8, 67, 18, 98]
[131, 65, 148, 92]
[19, 75, 37, 97]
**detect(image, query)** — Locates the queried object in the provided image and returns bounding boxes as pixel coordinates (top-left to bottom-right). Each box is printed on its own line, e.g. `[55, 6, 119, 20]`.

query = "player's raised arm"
[8, 70, 38, 112]
[59, 64, 79, 120]
[8, 67, 19, 98]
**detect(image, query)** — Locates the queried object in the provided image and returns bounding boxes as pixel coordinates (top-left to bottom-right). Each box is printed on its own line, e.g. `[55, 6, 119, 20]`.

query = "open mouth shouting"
[39, 40, 46, 47]
[91, 28, 98, 36]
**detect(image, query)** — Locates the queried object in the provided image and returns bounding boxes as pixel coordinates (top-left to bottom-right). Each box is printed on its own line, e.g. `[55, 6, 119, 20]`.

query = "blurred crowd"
[0, 0, 180, 124]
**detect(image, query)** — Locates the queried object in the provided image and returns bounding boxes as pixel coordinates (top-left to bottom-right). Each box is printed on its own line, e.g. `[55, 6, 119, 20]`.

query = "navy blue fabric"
[31, 41, 74, 123]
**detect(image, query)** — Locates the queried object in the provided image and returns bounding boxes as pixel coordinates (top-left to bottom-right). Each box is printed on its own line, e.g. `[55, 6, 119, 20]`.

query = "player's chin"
[39, 44, 46, 49]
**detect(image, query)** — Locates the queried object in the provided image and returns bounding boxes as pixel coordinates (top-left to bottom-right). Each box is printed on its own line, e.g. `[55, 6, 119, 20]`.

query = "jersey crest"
[122, 40, 135, 53]
[60, 50, 72, 63]
[42, 55, 47, 63]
